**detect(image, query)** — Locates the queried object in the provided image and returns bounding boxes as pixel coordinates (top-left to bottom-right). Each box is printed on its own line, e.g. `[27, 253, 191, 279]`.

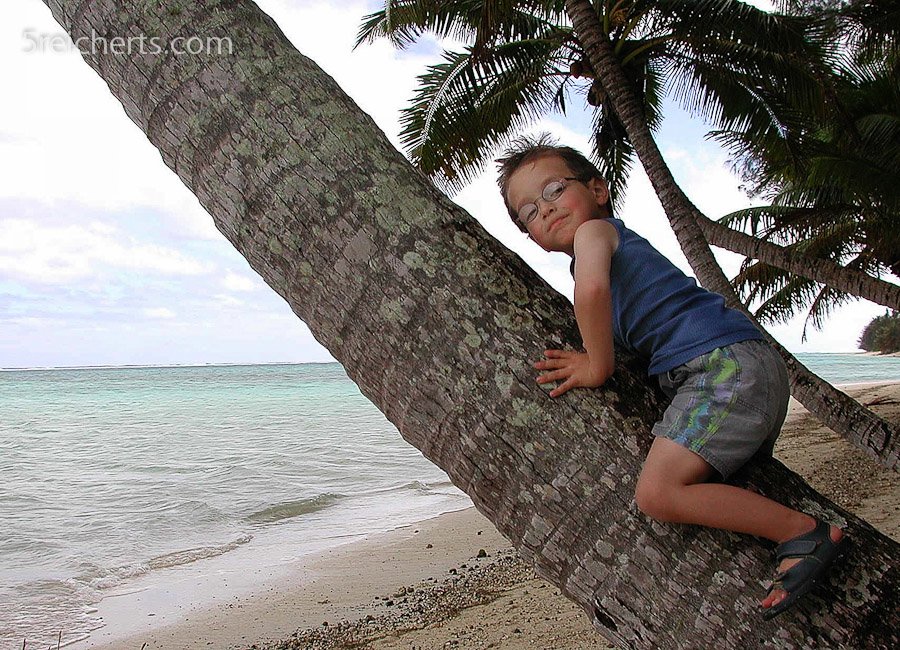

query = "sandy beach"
[74, 382, 899, 650]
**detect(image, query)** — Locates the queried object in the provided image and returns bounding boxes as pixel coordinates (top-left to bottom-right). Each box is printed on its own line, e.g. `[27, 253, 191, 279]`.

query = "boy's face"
[506, 154, 609, 256]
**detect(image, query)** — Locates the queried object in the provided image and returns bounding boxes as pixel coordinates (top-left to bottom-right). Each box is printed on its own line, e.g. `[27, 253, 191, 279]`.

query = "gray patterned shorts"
[652, 339, 791, 479]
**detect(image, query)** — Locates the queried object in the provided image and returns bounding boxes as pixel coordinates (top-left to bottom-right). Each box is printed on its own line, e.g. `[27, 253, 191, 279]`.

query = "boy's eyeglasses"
[517, 177, 582, 225]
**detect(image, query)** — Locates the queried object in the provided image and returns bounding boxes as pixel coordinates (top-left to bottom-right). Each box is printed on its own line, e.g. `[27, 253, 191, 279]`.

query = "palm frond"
[836, 0, 900, 64]
[719, 204, 848, 240]
[356, 0, 475, 50]
[591, 102, 635, 211]
[803, 283, 853, 338]
[745, 268, 821, 326]
[399, 34, 572, 193]
[356, 0, 568, 51]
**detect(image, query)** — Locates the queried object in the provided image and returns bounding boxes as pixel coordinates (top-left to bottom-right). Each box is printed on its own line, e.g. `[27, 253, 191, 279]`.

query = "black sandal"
[762, 519, 849, 620]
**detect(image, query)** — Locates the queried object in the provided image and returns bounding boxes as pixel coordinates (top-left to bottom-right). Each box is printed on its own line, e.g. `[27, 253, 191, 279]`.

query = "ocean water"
[2, 354, 898, 648]
[0, 363, 468, 649]
[792, 352, 900, 384]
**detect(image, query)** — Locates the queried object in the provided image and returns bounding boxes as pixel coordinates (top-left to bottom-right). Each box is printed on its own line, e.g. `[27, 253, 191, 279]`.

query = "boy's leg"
[634, 436, 844, 609]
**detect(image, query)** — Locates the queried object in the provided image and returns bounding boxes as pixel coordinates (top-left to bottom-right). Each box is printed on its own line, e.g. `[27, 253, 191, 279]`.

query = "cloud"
[1, 3, 220, 241]
[4, 316, 68, 328]
[144, 307, 176, 319]
[212, 294, 246, 308]
[223, 272, 257, 292]
[0, 217, 212, 284]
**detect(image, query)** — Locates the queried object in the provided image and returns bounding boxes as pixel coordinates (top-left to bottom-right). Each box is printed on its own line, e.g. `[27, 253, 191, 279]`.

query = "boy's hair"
[495, 133, 607, 232]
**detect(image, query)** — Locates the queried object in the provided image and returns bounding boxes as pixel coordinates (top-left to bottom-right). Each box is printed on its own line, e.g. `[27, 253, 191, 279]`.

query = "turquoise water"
[793, 352, 900, 384]
[0, 363, 467, 649]
[1, 354, 897, 648]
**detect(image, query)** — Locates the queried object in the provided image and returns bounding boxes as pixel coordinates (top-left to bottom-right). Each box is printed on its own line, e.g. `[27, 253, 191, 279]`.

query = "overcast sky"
[0, 0, 886, 369]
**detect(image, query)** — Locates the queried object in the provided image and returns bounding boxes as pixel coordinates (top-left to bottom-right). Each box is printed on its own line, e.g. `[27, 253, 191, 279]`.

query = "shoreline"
[46, 488, 473, 650]
[834, 379, 900, 388]
[72, 507, 515, 650]
[63, 382, 900, 649]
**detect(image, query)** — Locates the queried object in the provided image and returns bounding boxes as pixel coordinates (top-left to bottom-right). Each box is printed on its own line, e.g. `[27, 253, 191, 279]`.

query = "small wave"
[245, 493, 343, 525]
[400, 480, 432, 493]
[368, 479, 458, 496]
[82, 534, 253, 590]
[414, 479, 457, 492]
[147, 534, 253, 570]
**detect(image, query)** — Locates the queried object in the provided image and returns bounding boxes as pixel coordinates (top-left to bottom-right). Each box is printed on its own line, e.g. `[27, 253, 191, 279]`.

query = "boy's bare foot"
[760, 519, 847, 618]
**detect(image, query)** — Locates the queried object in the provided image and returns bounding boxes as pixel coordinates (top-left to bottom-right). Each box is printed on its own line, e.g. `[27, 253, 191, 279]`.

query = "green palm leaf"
[400, 34, 574, 192]
[356, 0, 568, 51]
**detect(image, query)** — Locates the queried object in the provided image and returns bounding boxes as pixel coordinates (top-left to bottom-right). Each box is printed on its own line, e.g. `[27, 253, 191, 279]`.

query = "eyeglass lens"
[519, 180, 567, 224]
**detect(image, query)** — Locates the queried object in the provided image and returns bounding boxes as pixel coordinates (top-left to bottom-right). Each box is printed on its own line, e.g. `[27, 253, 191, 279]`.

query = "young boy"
[497, 135, 847, 619]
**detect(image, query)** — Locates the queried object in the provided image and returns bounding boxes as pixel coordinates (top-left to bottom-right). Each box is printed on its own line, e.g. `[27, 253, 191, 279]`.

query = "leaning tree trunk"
[565, 0, 899, 472]
[698, 214, 900, 311]
[42, 0, 897, 647]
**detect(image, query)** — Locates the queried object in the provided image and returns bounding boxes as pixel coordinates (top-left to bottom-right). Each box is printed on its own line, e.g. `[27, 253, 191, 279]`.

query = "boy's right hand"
[534, 349, 609, 398]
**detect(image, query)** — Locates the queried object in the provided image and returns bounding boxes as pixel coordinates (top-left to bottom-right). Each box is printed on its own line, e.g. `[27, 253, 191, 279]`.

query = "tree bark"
[42, 0, 898, 647]
[564, 0, 899, 472]
[698, 214, 900, 311]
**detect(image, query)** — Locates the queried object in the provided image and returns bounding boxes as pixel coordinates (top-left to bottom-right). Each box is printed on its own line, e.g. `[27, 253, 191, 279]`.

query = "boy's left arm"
[535, 219, 617, 398]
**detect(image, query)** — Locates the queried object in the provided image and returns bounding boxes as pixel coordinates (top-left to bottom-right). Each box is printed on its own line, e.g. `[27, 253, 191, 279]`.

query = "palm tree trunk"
[41, 0, 898, 647]
[699, 214, 900, 311]
[564, 0, 899, 471]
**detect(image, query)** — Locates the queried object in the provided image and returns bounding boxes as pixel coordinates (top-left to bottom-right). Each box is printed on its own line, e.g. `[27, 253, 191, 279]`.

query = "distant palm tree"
[360, 0, 899, 468]
[716, 1, 899, 337]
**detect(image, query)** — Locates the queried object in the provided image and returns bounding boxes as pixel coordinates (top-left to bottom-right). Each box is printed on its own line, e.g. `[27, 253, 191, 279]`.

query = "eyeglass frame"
[516, 176, 586, 226]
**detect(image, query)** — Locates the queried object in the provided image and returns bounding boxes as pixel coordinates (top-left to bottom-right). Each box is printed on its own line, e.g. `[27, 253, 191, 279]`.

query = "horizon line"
[1, 350, 878, 372]
[0, 360, 340, 372]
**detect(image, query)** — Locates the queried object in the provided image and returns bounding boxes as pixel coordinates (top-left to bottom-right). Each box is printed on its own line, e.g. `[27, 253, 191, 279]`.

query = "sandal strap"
[763, 520, 848, 619]
[775, 557, 827, 594]
[774, 520, 830, 562]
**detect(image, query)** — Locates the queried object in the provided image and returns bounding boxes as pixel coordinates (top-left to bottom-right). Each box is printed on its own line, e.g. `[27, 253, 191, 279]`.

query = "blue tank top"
[569, 218, 763, 375]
